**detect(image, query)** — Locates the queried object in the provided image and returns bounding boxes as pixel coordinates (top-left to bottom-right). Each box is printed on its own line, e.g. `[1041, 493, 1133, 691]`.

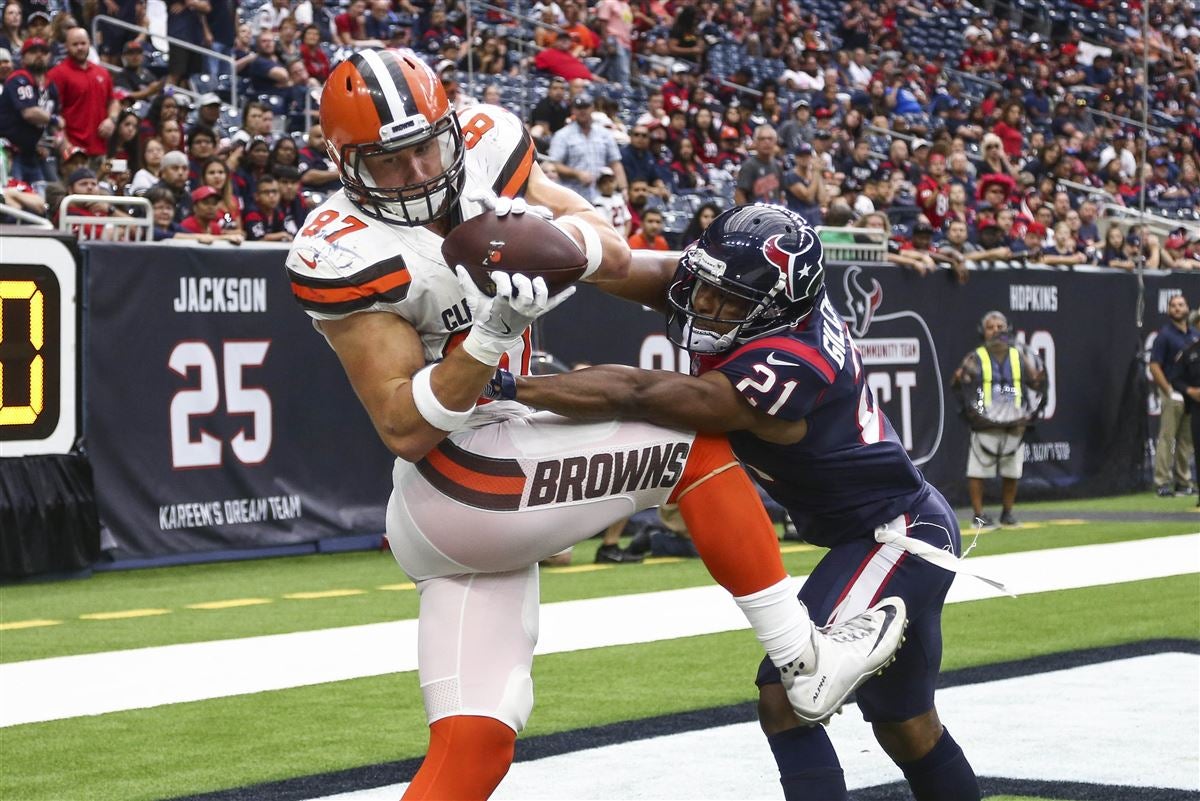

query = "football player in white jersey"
[285, 48, 906, 800]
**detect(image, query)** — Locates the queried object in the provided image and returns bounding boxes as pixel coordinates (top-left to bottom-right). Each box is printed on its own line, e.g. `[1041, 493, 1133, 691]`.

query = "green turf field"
[0, 493, 1197, 801]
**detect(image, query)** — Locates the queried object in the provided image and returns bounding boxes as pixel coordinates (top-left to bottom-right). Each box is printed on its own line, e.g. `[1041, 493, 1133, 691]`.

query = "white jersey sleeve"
[283, 104, 539, 374]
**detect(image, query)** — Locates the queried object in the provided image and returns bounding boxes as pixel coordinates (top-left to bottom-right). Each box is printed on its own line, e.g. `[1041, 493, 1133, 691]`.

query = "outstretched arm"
[515, 365, 808, 444]
[516, 365, 752, 430]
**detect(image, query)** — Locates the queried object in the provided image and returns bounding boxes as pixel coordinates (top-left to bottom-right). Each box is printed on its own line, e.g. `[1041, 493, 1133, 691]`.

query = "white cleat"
[779, 596, 908, 725]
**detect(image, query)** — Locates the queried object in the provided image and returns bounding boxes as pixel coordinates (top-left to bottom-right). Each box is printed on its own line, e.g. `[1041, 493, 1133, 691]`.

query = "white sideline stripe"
[1, 534, 1197, 728]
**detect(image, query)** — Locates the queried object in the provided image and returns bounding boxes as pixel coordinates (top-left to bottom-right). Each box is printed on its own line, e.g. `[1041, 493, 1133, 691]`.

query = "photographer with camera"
[952, 311, 1047, 528]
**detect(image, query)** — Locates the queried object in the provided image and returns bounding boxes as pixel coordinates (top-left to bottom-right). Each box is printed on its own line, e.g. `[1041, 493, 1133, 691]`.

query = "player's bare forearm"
[516, 366, 755, 432]
[591, 249, 676, 313]
[321, 312, 496, 461]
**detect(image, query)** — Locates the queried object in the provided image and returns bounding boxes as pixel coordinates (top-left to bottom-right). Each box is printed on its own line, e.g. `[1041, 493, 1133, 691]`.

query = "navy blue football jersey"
[696, 288, 929, 547]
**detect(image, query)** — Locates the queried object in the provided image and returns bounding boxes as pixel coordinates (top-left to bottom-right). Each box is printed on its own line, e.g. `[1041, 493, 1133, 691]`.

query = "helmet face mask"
[321, 49, 465, 227]
[667, 205, 825, 354]
[338, 113, 465, 226]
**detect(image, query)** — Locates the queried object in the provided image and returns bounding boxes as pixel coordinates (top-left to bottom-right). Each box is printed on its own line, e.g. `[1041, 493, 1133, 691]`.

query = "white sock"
[734, 577, 815, 668]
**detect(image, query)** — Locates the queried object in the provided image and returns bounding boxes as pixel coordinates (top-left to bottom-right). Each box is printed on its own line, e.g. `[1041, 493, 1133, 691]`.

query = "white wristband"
[552, 214, 603, 278]
[410, 364, 475, 432]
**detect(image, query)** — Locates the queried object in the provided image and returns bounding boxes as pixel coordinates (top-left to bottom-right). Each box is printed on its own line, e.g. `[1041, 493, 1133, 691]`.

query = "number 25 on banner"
[169, 340, 272, 469]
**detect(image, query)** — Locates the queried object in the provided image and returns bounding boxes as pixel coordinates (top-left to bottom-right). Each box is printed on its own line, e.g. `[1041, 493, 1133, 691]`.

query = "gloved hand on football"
[465, 187, 553, 220]
[456, 266, 576, 366]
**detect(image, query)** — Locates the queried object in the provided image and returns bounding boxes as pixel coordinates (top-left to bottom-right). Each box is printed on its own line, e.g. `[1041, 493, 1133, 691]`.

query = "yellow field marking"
[0, 619, 63, 631]
[282, 589, 366, 600]
[1046, 519, 1088, 525]
[80, 609, 171, 621]
[780, 543, 818, 554]
[643, 556, 687, 564]
[186, 598, 273, 610]
[377, 582, 416, 591]
[543, 564, 610, 574]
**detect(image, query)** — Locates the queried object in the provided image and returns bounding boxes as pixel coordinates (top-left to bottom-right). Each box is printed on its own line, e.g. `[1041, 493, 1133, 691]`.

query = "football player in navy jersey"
[503, 205, 980, 801]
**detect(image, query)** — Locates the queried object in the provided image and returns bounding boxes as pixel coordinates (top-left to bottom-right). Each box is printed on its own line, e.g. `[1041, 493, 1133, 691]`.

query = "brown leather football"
[442, 212, 588, 297]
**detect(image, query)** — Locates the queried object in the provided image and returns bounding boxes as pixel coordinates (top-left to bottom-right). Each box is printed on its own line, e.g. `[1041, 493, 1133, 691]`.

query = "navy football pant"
[757, 488, 960, 723]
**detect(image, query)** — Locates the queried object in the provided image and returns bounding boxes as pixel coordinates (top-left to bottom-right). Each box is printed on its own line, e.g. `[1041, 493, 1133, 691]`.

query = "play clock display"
[0, 238, 77, 456]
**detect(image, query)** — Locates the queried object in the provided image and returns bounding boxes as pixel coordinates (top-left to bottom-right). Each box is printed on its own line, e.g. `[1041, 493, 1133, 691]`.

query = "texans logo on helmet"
[760, 230, 818, 301]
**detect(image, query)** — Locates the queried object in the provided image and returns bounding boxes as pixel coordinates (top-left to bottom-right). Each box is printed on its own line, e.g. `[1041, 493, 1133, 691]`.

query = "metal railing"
[91, 15, 239, 115]
[815, 225, 888, 263]
[0, 205, 54, 227]
[58, 195, 152, 241]
[1096, 202, 1200, 243]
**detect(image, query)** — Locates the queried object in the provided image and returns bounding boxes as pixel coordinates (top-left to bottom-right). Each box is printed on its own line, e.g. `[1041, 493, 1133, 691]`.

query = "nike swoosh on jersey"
[765, 352, 801, 366]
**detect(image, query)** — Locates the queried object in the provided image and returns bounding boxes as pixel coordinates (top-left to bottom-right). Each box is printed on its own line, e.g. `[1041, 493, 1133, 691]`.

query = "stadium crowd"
[0, 0, 1198, 264]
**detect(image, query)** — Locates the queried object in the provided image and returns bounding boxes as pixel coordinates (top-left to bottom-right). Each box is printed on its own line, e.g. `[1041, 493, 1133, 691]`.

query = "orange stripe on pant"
[423, 447, 527, 496]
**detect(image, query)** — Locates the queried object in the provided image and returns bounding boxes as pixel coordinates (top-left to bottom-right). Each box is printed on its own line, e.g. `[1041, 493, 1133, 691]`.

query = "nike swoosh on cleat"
[765, 352, 800, 367]
[870, 605, 898, 654]
[298, 254, 318, 270]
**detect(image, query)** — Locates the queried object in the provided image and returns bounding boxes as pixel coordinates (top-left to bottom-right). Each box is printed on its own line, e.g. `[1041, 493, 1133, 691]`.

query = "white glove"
[465, 186, 553, 220]
[456, 266, 576, 365]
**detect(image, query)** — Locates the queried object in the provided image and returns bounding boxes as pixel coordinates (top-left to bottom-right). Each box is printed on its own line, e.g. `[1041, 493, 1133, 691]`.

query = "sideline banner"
[541, 265, 1200, 503]
[84, 244, 395, 558]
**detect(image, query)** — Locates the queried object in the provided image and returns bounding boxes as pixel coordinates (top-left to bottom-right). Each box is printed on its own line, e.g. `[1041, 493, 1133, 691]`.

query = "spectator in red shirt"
[180, 185, 226, 235]
[532, 34, 595, 82]
[48, 27, 119, 157]
[990, 101, 1025, 158]
[628, 208, 669, 250]
[298, 24, 330, 81]
[916, 151, 952, 230]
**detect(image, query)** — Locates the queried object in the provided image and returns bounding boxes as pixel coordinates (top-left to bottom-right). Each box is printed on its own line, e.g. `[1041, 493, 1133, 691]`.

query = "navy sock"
[767, 725, 848, 801]
[898, 727, 980, 801]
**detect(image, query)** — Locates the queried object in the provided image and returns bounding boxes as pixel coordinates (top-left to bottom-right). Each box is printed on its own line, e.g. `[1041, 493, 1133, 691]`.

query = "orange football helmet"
[321, 49, 465, 226]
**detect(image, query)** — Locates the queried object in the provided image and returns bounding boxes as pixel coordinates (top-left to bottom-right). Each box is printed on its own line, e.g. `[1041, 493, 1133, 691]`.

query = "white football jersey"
[285, 104, 538, 374]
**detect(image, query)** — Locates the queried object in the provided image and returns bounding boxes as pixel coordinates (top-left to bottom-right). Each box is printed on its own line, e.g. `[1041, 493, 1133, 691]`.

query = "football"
[442, 212, 588, 297]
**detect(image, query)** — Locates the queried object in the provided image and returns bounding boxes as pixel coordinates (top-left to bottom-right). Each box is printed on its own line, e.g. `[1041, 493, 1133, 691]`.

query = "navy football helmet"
[667, 204, 825, 354]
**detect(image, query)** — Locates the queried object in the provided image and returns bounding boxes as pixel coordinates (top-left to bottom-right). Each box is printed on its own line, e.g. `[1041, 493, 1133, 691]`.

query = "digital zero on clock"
[0, 237, 78, 457]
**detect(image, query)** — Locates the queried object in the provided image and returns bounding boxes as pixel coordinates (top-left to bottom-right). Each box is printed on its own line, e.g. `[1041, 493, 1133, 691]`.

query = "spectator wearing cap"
[54, 166, 111, 238]
[153, 150, 193, 222]
[47, 27, 118, 160]
[1161, 231, 1200, 271]
[592, 166, 630, 237]
[190, 93, 225, 138]
[784, 142, 826, 225]
[0, 36, 57, 184]
[112, 39, 162, 101]
[940, 218, 1013, 275]
[908, 220, 966, 280]
[735, 125, 784, 205]
[660, 62, 694, 115]
[18, 11, 52, 60]
[547, 93, 625, 202]
[0, 45, 11, 81]
[776, 99, 815, 156]
[977, 173, 1015, 212]
[180, 185, 228, 236]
